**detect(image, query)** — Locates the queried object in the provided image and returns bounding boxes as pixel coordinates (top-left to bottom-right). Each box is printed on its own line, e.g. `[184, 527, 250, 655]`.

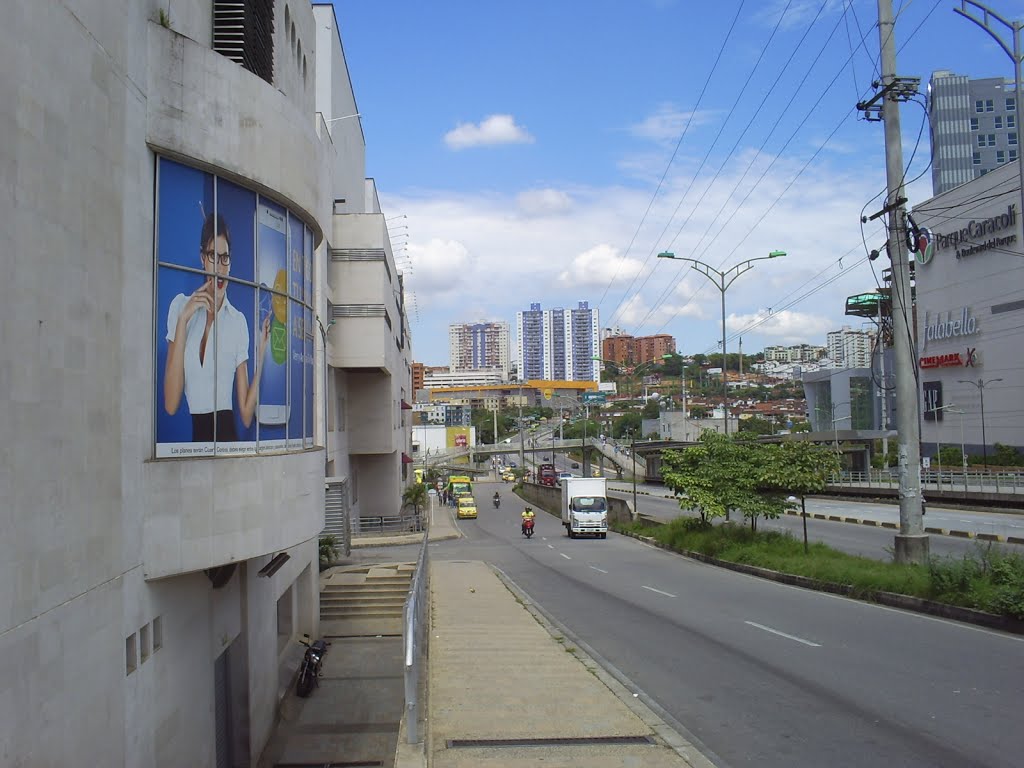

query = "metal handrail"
[403, 525, 430, 743]
[829, 468, 1024, 494]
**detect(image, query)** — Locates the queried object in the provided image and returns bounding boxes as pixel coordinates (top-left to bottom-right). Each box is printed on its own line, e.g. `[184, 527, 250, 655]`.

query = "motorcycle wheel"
[296, 666, 315, 697]
[525, 528, 533, 538]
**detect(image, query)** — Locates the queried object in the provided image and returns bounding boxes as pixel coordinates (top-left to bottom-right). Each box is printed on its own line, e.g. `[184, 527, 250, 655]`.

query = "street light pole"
[516, 379, 525, 469]
[958, 377, 1003, 468]
[658, 250, 785, 435]
[955, 2, 1024, 234]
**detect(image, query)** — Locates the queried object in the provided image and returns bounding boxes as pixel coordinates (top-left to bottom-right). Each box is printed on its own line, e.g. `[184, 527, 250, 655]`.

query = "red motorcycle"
[522, 517, 535, 539]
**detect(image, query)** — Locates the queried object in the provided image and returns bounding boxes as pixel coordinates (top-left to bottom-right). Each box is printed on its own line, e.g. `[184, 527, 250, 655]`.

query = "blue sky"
[331, 0, 1024, 366]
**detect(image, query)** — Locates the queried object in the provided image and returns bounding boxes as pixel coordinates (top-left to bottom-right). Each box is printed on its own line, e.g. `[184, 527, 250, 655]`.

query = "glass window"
[986, 99, 995, 112]
[988, 134, 997, 147]
[978, 134, 986, 148]
[1008, 97, 1016, 111]
[976, 100, 985, 113]
[995, 115, 1003, 129]
[973, 152, 981, 165]
[970, 117, 979, 131]
[1012, 149, 1019, 161]
[997, 150, 1006, 164]
[1010, 132, 1018, 146]
[154, 157, 315, 458]
[1008, 115, 1016, 128]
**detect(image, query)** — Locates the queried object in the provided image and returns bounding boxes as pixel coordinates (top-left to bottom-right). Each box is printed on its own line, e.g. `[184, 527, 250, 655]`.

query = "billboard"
[154, 157, 314, 457]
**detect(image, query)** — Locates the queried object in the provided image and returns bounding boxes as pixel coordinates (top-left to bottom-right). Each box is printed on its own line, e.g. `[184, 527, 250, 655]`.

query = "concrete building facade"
[912, 160, 1023, 458]
[0, 2, 411, 766]
[448, 321, 511, 379]
[929, 70, 1020, 196]
[516, 301, 600, 382]
[826, 326, 875, 369]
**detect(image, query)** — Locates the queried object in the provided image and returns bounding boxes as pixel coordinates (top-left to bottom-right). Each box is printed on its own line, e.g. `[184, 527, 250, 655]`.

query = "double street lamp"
[657, 250, 786, 434]
[957, 377, 1003, 468]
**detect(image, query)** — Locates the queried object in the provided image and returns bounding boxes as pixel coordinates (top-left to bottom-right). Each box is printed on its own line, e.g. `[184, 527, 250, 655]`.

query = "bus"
[446, 475, 473, 499]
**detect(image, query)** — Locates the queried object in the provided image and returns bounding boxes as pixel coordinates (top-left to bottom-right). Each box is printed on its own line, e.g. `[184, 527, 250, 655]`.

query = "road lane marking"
[589, 566, 608, 574]
[547, 544, 555, 549]
[745, 621, 821, 647]
[642, 586, 676, 598]
[560, 553, 571, 560]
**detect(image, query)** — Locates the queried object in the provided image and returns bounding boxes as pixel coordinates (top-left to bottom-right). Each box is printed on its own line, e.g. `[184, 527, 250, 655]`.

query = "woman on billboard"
[163, 213, 270, 441]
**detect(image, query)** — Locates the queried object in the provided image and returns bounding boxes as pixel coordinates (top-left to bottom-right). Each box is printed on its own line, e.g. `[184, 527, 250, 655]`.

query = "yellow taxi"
[456, 496, 478, 519]
[501, 469, 516, 482]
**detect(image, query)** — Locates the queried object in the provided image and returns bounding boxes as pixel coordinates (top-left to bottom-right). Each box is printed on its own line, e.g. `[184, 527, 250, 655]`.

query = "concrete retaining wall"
[516, 483, 633, 525]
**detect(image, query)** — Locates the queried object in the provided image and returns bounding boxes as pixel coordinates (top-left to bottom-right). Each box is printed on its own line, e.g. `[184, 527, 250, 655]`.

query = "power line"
[595, 0, 748, 314]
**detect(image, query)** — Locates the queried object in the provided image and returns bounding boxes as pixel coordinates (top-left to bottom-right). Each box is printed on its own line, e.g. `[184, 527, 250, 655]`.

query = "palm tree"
[402, 483, 429, 529]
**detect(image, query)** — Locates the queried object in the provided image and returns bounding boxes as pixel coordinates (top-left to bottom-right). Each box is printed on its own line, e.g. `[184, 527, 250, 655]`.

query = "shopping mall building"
[1, 2, 412, 765]
[912, 160, 1023, 460]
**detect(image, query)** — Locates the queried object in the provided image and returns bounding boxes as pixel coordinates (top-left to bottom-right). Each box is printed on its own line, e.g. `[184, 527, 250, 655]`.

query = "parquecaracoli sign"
[933, 204, 1017, 261]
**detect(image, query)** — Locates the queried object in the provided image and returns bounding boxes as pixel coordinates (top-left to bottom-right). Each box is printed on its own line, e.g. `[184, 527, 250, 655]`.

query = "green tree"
[319, 534, 341, 567]
[789, 420, 811, 433]
[757, 440, 840, 538]
[937, 445, 965, 468]
[642, 398, 661, 419]
[661, 432, 762, 525]
[737, 416, 773, 436]
[992, 443, 1023, 467]
[690, 405, 709, 420]
[402, 482, 429, 518]
[613, 412, 642, 439]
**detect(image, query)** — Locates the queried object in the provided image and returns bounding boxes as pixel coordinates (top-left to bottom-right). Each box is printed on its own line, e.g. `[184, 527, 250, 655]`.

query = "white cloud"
[726, 309, 833, 345]
[557, 244, 643, 287]
[444, 114, 534, 150]
[517, 188, 573, 217]
[629, 103, 717, 143]
[387, 150, 889, 364]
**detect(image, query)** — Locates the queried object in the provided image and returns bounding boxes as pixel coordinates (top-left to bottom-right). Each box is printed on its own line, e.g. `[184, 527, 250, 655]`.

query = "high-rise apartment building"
[929, 70, 1019, 196]
[827, 326, 875, 368]
[411, 361, 426, 394]
[516, 301, 600, 381]
[449, 321, 510, 379]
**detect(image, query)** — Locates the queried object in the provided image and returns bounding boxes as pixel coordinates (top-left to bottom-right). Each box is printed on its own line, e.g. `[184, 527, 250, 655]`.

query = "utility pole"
[874, 0, 928, 563]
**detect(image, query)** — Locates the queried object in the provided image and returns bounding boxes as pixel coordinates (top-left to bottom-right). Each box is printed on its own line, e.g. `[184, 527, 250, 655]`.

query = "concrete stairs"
[319, 562, 414, 638]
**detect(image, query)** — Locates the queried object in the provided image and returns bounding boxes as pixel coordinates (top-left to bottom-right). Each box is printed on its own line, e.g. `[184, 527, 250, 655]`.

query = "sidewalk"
[401, 500, 714, 767]
[420, 558, 716, 767]
[260, 500, 715, 767]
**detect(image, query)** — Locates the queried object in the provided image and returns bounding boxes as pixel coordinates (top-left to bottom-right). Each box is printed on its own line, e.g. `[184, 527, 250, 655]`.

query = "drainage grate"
[275, 762, 383, 767]
[447, 735, 655, 748]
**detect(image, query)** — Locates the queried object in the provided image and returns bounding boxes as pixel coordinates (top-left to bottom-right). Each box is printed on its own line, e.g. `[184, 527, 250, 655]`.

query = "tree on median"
[660, 431, 763, 526]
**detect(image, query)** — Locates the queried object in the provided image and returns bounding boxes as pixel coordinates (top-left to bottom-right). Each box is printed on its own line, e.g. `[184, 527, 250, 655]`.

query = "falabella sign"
[922, 307, 979, 350]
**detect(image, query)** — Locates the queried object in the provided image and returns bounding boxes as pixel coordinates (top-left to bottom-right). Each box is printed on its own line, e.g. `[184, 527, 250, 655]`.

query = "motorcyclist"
[521, 506, 535, 534]
[493, 491, 501, 507]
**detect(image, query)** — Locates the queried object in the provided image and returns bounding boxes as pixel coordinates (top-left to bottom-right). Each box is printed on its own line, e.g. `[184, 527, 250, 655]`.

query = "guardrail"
[403, 528, 430, 744]
[352, 511, 424, 537]
[832, 469, 1024, 495]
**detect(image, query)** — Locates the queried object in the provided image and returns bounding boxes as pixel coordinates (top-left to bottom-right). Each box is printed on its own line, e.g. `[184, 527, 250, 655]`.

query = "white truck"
[561, 476, 609, 539]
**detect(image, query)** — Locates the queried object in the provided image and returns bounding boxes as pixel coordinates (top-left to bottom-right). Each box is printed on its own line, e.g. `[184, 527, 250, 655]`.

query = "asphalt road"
[610, 491, 1024, 560]
[431, 482, 1024, 768]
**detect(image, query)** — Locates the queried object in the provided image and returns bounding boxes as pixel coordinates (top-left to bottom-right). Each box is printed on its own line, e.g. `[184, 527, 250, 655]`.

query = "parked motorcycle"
[296, 634, 330, 697]
[522, 517, 535, 538]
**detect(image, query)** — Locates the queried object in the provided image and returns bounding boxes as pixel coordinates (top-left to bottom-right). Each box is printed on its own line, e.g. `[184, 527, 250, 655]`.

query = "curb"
[621, 530, 1024, 636]
[779, 508, 1024, 544]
